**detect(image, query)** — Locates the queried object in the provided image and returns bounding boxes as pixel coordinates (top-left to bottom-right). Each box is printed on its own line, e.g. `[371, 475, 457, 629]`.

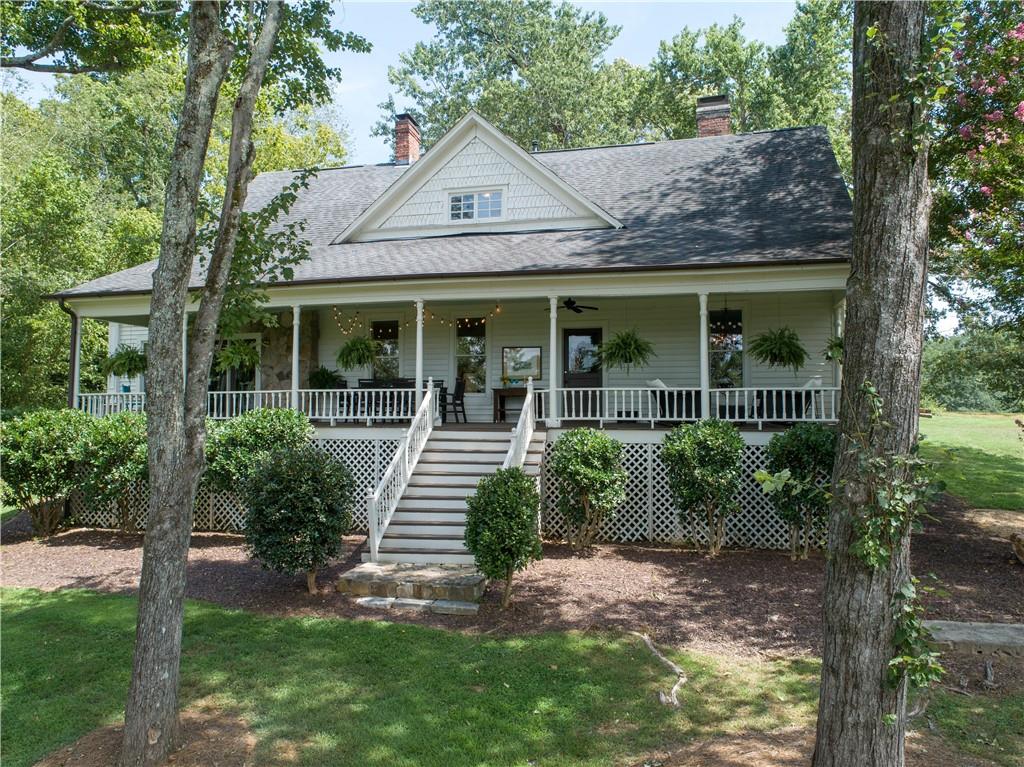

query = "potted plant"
[335, 335, 378, 371]
[748, 327, 808, 373]
[309, 365, 346, 389]
[597, 329, 656, 374]
[102, 344, 148, 380]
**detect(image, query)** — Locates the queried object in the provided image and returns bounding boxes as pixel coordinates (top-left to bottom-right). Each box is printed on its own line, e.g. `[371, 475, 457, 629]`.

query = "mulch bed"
[2, 495, 1021, 658]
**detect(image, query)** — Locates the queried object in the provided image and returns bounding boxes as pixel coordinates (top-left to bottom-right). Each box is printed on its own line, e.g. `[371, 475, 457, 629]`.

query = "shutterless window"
[708, 309, 743, 388]
[371, 320, 400, 380]
[449, 190, 502, 221]
[456, 319, 486, 393]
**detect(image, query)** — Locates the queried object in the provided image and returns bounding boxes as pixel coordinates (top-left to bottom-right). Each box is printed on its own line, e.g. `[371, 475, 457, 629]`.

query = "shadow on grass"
[1, 588, 820, 767]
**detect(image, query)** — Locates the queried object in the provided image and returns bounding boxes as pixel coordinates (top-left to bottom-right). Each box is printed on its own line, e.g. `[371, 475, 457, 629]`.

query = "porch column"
[291, 305, 301, 411]
[547, 295, 560, 426]
[698, 292, 710, 420]
[69, 311, 82, 408]
[108, 322, 121, 393]
[414, 299, 424, 408]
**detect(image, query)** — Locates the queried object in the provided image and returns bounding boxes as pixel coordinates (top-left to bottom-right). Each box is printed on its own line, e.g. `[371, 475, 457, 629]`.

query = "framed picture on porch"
[502, 346, 542, 384]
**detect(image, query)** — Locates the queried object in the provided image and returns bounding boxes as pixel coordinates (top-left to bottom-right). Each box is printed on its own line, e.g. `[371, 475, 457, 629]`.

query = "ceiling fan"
[561, 297, 599, 314]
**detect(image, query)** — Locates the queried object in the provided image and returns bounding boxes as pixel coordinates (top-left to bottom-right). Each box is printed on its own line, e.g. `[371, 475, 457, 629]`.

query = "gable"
[338, 111, 621, 243]
[380, 137, 574, 230]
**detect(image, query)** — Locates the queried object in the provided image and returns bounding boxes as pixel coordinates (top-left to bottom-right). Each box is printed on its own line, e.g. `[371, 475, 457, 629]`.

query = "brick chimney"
[696, 95, 731, 137]
[394, 113, 421, 164]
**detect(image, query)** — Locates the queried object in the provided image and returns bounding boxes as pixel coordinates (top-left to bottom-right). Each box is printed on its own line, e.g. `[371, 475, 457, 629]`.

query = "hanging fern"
[102, 345, 148, 379]
[598, 329, 657, 374]
[335, 335, 379, 370]
[823, 336, 844, 363]
[748, 327, 808, 374]
[309, 365, 346, 389]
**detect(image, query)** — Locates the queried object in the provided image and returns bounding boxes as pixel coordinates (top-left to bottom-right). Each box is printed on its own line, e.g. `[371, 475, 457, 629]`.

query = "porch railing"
[77, 392, 147, 417]
[207, 390, 292, 419]
[298, 388, 418, 425]
[366, 379, 435, 561]
[709, 386, 840, 425]
[554, 386, 702, 426]
[502, 378, 536, 469]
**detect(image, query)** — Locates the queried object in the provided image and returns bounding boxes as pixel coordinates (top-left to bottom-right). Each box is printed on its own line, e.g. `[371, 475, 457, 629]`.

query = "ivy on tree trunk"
[812, 2, 930, 766]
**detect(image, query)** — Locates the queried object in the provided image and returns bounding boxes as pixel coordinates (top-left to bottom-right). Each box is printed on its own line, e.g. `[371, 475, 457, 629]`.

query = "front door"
[562, 328, 602, 417]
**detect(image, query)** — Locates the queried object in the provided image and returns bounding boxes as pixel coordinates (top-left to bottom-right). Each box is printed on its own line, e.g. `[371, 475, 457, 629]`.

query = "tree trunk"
[812, 3, 930, 766]
[119, 8, 234, 766]
[307, 569, 318, 595]
[502, 566, 514, 609]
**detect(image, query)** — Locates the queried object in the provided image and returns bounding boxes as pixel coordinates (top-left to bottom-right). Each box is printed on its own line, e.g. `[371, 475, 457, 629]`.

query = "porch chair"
[442, 378, 468, 423]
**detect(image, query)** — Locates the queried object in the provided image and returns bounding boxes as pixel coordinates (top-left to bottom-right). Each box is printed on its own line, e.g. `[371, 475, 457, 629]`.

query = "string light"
[332, 303, 504, 333]
[331, 307, 362, 336]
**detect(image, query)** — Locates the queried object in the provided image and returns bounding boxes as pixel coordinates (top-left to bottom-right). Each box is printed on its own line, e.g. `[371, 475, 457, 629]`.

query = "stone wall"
[257, 310, 320, 390]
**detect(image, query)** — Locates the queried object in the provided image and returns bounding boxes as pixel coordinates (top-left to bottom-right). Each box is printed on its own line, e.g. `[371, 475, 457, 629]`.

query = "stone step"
[338, 561, 485, 601]
[925, 621, 1024, 656]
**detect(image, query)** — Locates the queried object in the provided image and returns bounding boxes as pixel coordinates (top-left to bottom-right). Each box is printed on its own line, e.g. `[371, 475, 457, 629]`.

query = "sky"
[8, 1, 799, 166]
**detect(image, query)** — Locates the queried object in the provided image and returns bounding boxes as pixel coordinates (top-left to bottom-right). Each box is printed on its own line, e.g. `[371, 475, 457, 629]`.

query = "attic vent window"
[450, 190, 502, 221]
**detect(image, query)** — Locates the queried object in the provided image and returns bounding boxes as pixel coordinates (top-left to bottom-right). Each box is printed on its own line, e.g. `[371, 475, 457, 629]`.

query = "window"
[449, 190, 502, 221]
[708, 309, 743, 388]
[371, 320, 400, 380]
[456, 318, 486, 393]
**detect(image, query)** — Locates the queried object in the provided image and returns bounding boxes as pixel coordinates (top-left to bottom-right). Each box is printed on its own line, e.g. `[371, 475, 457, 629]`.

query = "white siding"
[378, 136, 574, 231]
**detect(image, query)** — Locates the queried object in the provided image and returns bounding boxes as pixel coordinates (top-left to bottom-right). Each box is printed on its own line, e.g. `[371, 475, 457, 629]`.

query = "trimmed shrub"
[661, 420, 744, 555]
[79, 411, 148, 532]
[204, 408, 313, 492]
[1, 408, 91, 535]
[242, 443, 355, 593]
[757, 423, 837, 560]
[547, 428, 628, 551]
[465, 467, 542, 608]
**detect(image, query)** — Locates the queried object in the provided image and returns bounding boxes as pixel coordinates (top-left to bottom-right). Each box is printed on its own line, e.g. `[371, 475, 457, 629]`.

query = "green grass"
[919, 411, 1024, 510]
[0, 587, 820, 767]
[928, 689, 1024, 767]
[1, 505, 22, 523]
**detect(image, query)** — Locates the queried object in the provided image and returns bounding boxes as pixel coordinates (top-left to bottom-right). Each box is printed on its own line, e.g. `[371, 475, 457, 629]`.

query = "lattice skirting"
[541, 442, 799, 550]
[67, 437, 398, 534]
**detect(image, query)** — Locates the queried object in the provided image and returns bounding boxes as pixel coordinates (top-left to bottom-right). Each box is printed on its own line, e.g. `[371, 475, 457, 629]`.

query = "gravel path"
[2, 495, 1021, 658]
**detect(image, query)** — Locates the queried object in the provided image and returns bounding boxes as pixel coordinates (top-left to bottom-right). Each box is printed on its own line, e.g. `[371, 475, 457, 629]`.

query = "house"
[56, 96, 851, 564]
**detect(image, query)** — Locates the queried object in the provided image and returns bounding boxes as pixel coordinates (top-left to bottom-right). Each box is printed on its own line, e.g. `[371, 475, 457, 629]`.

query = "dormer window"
[449, 190, 502, 221]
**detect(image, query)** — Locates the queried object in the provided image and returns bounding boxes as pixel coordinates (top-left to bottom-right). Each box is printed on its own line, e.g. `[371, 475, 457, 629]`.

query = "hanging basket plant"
[102, 345, 148, 379]
[823, 336, 844, 363]
[748, 327, 808, 374]
[598, 329, 657, 374]
[335, 335, 379, 371]
[309, 365, 346, 389]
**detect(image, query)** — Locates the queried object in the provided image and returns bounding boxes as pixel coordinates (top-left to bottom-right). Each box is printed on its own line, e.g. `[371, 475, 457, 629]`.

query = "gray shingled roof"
[59, 126, 851, 298]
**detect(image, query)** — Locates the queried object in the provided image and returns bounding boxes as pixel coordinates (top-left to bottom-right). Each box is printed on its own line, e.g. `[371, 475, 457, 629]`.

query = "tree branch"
[0, 14, 75, 69]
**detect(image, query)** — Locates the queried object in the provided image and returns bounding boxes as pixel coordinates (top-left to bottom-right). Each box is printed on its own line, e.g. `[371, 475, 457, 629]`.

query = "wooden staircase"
[368, 427, 546, 564]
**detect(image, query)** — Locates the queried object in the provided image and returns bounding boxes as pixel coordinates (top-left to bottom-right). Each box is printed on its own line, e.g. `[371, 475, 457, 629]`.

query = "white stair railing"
[502, 377, 535, 469]
[366, 378, 436, 561]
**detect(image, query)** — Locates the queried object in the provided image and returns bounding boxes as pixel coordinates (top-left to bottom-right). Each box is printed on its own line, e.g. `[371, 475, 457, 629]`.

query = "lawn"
[919, 411, 1024, 511]
[1, 587, 820, 767]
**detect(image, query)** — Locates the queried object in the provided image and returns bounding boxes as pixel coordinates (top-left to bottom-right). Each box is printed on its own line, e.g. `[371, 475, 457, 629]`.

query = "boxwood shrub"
[242, 442, 355, 593]
[1, 408, 91, 535]
[79, 411, 148, 532]
[204, 407, 313, 492]
[758, 423, 837, 559]
[465, 467, 542, 608]
[547, 428, 628, 552]
[661, 420, 744, 555]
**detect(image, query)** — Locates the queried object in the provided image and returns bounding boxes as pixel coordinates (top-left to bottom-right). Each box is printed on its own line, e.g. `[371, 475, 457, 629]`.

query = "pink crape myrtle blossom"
[960, 124, 974, 139]
[1015, 101, 1024, 122]
[1009, 22, 1024, 41]
[957, 92, 969, 107]
[981, 186, 993, 197]
[985, 109, 1005, 121]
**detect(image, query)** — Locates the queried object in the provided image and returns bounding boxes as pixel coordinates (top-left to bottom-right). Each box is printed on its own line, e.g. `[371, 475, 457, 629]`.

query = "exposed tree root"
[632, 631, 687, 707]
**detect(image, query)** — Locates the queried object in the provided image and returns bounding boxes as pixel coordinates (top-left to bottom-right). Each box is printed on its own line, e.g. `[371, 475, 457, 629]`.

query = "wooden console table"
[492, 386, 528, 423]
